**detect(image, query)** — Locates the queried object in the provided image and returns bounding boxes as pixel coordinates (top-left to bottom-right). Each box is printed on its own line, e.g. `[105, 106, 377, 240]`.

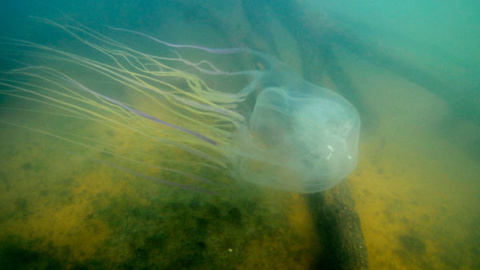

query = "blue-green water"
[0, 0, 479, 269]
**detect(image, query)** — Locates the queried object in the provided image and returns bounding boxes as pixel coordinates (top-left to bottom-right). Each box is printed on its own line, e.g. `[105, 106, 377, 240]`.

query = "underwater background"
[0, 0, 479, 269]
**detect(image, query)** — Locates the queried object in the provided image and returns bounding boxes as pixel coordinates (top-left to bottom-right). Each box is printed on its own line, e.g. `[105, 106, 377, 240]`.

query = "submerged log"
[306, 182, 369, 270]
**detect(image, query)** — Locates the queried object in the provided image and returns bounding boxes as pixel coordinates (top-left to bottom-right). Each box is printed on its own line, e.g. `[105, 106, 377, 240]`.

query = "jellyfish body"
[0, 19, 360, 193]
[232, 80, 360, 193]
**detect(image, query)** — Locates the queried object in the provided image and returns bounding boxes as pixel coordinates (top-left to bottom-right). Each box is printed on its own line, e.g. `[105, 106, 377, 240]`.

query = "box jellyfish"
[0, 18, 360, 193]
[228, 56, 360, 193]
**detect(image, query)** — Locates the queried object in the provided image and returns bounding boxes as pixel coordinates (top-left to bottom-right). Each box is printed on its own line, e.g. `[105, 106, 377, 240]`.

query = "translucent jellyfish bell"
[231, 74, 360, 193]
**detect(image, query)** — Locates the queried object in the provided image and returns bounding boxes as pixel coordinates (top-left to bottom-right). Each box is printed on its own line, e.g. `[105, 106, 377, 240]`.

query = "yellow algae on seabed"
[0, 110, 323, 268]
[345, 61, 480, 270]
[238, 191, 320, 270]
[0, 127, 108, 262]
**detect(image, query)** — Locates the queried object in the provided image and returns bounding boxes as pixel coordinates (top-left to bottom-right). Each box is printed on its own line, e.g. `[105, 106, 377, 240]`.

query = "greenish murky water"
[1, 1, 479, 269]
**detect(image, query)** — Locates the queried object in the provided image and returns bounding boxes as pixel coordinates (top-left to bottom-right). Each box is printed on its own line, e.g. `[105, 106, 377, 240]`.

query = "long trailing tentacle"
[1, 18, 268, 193]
